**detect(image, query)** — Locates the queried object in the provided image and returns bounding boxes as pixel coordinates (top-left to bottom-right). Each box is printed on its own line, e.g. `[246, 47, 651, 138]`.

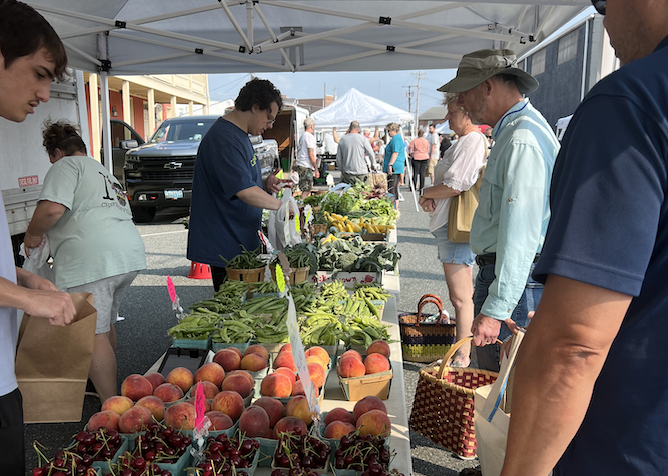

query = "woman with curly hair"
[24, 120, 146, 401]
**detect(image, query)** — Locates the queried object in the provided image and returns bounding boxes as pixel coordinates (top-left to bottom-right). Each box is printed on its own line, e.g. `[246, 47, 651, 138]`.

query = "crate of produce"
[211, 338, 252, 353]
[79, 432, 128, 475]
[172, 335, 211, 350]
[157, 347, 209, 377]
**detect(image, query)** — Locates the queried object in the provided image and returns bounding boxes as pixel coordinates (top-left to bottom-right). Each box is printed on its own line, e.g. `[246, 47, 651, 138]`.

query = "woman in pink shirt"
[409, 129, 430, 192]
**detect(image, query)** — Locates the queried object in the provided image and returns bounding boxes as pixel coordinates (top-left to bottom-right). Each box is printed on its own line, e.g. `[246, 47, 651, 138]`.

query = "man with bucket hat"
[439, 49, 560, 371]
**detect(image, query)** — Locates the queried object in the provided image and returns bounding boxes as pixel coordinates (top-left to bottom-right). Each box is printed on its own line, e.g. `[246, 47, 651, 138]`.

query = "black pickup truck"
[123, 115, 279, 222]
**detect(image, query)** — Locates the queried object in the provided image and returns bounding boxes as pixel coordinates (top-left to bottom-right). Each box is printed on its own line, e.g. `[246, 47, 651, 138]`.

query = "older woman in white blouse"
[419, 93, 487, 367]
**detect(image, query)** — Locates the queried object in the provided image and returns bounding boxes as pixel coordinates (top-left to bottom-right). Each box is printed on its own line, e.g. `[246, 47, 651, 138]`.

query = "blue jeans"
[474, 262, 543, 372]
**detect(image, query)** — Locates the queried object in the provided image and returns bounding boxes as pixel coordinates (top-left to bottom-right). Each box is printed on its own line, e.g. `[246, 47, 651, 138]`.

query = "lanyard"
[493, 100, 529, 141]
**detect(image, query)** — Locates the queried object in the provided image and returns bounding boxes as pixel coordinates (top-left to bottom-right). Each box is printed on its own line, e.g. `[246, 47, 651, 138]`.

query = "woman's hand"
[419, 196, 436, 212]
[23, 232, 43, 257]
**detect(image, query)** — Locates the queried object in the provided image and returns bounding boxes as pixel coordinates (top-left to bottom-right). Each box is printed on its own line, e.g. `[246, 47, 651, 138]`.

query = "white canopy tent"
[311, 88, 413, 130]
[26, 0, 589, 173]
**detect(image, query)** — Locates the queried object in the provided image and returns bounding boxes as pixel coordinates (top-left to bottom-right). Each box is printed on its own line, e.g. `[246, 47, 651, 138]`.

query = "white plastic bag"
[267, 187, 301, 251]
[19, 234, 54, 283]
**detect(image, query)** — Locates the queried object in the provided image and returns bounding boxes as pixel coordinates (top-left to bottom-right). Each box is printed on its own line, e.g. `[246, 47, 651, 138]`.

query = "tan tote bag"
[447, 164, 485, 243]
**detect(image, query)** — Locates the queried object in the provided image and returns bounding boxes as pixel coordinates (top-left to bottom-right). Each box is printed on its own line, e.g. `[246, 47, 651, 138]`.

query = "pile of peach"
[322, 396, 392, 440]
[337, 340, 391, 378]
[260, 344, 330, 398]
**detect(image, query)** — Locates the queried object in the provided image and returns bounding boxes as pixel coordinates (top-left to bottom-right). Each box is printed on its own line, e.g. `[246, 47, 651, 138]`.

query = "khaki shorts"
[426, 157, 439, 175]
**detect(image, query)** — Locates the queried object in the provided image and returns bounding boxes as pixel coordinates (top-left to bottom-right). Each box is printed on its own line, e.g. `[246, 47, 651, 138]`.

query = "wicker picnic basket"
[398, 294, 456, 362]
[409, 338, 499, 459]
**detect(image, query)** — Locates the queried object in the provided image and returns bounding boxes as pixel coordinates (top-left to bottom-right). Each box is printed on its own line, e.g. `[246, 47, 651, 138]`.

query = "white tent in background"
[435, 122, 453, 135]
[311, 88, 413, 130]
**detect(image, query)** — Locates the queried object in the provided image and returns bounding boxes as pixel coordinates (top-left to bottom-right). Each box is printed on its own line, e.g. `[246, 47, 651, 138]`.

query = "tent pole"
[100, 71, 113, 176]
[403, 157, 420, 213]
[218, 0, 253, 52]
[253, 4, 296, 72]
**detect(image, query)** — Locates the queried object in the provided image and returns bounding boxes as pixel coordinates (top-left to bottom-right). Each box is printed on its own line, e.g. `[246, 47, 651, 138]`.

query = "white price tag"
[285, 294, 318, 413]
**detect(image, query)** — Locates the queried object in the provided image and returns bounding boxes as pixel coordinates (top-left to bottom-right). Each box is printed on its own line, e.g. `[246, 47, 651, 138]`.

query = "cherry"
[32, 469, 44, 476]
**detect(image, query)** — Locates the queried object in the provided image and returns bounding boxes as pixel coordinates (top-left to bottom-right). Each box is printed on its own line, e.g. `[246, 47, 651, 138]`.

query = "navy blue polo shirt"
[534, 36, 668, 475]
[187, 118, 262, 267]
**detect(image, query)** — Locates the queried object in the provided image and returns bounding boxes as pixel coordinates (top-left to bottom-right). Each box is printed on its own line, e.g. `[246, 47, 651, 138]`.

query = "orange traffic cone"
[187, 261, 212, 279]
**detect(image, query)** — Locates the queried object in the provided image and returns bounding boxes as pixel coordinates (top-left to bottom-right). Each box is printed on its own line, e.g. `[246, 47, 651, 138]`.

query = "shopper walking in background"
[25, 121, 147, 402]
[383, 122, 406, 210]
[440, 48, 559, 372]
[296, 117, 319, 199]
[336, 120, 377, 185]
[419, 93, 487, 366]
[408, 129, 430, 193]
[426, 123, 440, 185]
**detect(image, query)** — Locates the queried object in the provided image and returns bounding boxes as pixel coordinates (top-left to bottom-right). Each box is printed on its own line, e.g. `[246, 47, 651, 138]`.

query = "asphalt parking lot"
[23, 183, 478, 476]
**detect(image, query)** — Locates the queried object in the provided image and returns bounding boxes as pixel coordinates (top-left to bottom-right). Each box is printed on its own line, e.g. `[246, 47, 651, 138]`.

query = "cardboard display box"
[338, 364, 393, 401]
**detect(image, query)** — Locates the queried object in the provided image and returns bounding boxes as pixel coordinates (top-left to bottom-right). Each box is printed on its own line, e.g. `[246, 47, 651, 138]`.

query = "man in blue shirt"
[501, 1, 668, 475]
[187, 79, 291, 291]
[439, 49, 560, 371]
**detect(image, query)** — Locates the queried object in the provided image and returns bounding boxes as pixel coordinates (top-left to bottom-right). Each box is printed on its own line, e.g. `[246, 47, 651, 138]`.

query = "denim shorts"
[431, 223, 476, 266]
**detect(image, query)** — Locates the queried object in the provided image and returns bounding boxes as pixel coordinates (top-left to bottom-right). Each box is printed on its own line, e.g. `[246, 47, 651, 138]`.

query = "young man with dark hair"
[0, 2, 76, 474]
[187, 78, 292, 291]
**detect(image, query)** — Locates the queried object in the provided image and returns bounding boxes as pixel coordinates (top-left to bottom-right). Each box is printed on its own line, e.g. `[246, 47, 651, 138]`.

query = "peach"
[338, 355, 365, 378]
[227, 370, 254, 388]
[252, 396, 285, 428]
[144, 372, 166, 391]
[356, 409, 391, 438]
[306, 355, 328, 370]
[353, 396, 387, 421]
[119, 405, 152, 434]
[185, 397, 212, 413]
[286, 395, 316, 426]
[341, 349, 363, 362]
[324, 408, 356, 426]
[227, 347, 243, 359]
[166, 367, 194, 393]
[194, 362, 226, 387]
[164, 402, 196, 431]
[239, 406, 270, 437]
[135, 395, 165, 422]
[211, 390, 245, 422]
[206, 411, 234, 431]
[213, 349, 242, 372]
[290, 380, 320, 398]
[195, 381, 220, 399]
[273, 367, 297, 385]
[273, 416, 308, 439]
[366, 340, 391, 359]
[324, 421, 356, 439]
[152, 383, 184, 403]
[306, 362, 326, 388]
[121, 374, 153, 402]
[240, 353, 268, 372]
[305, 347, 330, 367]
[273, 352, 296, 371]
[364, 353, 390, 375]
[260, 373, 293, 398]
[278, 343, 292, 354]
[87, 410, 120, 432]
[101, 396, 134, 416]
[221, 372, 253, 398]
[244, 344, 269, 361]
[264, 427, 275, 439]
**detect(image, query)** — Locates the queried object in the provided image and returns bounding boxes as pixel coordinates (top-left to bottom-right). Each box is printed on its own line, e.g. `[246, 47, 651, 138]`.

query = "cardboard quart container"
[338, 364, 393, 401]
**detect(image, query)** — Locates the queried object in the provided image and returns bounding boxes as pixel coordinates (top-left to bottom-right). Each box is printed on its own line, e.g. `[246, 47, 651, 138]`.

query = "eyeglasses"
[591, 0, 605, 15]
[267, 112, 276, 125]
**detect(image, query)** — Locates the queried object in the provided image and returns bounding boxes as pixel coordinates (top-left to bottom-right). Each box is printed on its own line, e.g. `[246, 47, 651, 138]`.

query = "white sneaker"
[399, 192, 405, 201]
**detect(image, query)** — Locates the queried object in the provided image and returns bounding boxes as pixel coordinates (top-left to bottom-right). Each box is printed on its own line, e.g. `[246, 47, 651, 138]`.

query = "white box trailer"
[0, 70, 90, 251]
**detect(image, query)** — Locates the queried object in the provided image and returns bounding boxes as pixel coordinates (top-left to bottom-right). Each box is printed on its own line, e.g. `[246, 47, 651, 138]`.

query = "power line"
[412, 71, 426, 135]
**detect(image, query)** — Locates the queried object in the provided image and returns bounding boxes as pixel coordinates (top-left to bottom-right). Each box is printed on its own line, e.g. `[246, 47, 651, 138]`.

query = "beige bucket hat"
[438, 49, 539, 94]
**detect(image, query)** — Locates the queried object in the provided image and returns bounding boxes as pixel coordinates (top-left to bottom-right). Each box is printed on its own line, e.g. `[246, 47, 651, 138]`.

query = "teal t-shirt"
[383, 134, 406, 174]
[39, 155, 146, 290]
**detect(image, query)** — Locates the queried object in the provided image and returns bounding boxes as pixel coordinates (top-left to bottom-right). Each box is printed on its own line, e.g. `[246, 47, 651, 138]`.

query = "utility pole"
[402, 85, 414, 113]
[412, 72, 426, 136]
[323, 83, 326, 108]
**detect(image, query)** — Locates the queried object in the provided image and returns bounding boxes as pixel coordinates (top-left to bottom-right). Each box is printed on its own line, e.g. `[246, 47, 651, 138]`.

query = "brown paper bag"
[16, 292, 97, 423]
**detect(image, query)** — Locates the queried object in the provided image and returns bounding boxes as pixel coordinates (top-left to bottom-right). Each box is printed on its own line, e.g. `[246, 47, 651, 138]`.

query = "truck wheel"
[131, 206, 156, 223]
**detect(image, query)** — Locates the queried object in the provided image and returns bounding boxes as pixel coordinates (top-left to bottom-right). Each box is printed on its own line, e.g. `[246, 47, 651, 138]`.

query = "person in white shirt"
[296, 117, 319, 199]
[419, 93, 487, 367]
[427, 123, 440, 185]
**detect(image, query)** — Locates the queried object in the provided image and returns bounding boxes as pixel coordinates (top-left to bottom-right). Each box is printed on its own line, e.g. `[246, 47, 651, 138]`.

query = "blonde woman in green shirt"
[25, 121, 146, 401]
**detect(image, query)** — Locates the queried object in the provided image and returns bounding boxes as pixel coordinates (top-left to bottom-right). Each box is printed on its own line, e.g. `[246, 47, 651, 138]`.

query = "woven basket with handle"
[398, 294, 456, 362]
[409, 337, 500, 459]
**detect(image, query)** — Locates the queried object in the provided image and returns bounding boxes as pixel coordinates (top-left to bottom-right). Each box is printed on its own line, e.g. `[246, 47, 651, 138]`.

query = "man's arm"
[474, 144, 547, 340]
[332, 128, 339, 143]
[237, 185, 284, 211]
[309, 148, 319, 179]
[363, 139, 377, 168]
[501, 275, 630, 475]
[0, 274, 75, 326]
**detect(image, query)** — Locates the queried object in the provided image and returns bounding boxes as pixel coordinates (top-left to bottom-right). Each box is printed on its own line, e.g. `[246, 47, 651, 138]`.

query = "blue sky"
[207, 8, 595, 117]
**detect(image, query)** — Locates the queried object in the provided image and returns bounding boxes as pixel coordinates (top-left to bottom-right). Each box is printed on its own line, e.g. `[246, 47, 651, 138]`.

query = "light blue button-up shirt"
[470, 99, 560, 320]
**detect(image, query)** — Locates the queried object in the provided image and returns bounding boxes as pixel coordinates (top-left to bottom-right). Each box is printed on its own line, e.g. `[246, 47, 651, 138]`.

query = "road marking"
[140, 229, 188, 237]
